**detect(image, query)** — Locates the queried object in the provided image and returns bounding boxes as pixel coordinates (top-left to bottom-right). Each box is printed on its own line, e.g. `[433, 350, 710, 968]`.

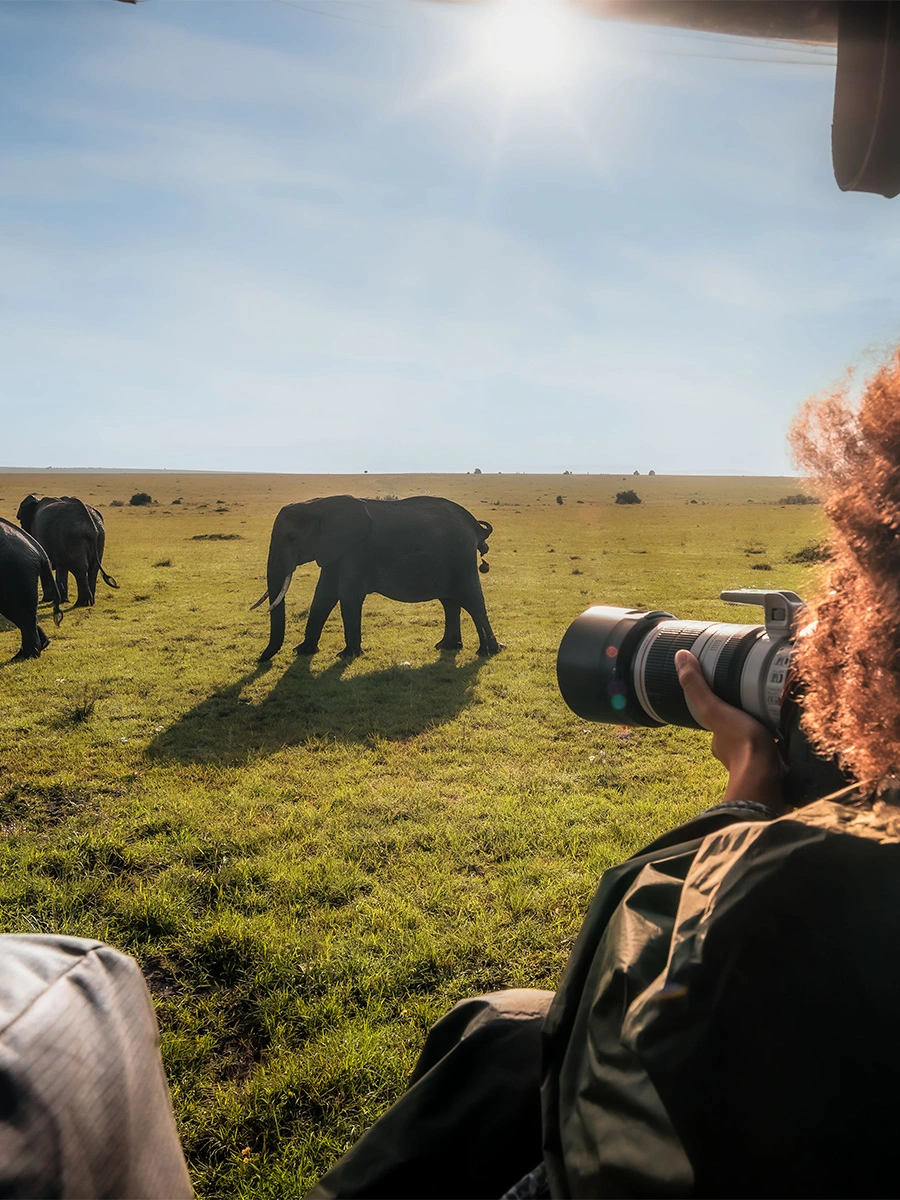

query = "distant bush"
[556, 495, 564, 505]
[190, 533, 242, 541]
[129, 492, 152, 507]
[171, 498, 182, 505]
[615, 490, 641, 505]
[777, 492, 820, 506]
[648, 470, 656, 476]
[787, 541, 832, 565]
[110, 500, 124, 507]
[633, 470, 640, 476]
[751, 562, 773, 571]
[473, 468, 482, 475]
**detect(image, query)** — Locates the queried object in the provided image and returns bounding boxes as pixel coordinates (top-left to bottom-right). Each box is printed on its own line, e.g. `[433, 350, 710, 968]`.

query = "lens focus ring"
[644, 624, 710, 728]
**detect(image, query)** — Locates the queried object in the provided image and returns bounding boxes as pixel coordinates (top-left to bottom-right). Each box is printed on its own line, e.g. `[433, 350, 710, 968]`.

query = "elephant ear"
[312, 496, 373, 567]
[16, 494, 39, 531]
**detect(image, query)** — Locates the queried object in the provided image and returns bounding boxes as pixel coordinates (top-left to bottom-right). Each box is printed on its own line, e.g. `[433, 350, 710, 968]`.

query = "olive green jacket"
[542, 796, 900, 1198]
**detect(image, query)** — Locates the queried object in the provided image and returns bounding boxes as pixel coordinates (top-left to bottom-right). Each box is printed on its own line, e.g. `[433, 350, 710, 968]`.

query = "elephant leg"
[9, 613, 43, 660]
[71, 568, 95, 608]
[459, 584, 503, 657]
[12, 632, 42, 661]
[436, 600, 463, 651]
[294, 569, 339, 655]
[48, 568, 67, 605]
[337, 591, 365, 658]
[3, 584, 43, 660]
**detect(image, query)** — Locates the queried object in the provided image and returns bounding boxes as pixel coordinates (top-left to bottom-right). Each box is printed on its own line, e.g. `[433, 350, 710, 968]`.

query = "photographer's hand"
[674, 649, 787, 814]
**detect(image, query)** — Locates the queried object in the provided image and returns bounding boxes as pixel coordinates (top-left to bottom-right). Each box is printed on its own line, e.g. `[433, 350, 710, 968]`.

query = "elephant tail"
[476, 519, 492, 572]
[69, 497, 115, 588]
[38, 555, 64, 627]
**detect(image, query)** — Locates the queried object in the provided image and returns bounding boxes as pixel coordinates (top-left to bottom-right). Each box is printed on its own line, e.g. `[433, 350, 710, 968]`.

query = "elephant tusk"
[268, 574, 292, 611]
[249, 589, 269, 612]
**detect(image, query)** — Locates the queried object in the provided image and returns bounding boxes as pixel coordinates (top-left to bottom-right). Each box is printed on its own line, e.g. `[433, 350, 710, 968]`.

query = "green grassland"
[0, 470, 826, 1197]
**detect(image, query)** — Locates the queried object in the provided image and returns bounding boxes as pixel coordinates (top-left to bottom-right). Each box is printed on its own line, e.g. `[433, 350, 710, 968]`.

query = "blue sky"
[1, 1, 898, 474]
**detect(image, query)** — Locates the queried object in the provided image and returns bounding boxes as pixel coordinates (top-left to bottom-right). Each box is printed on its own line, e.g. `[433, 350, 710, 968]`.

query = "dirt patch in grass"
[0, 782, 93, 829]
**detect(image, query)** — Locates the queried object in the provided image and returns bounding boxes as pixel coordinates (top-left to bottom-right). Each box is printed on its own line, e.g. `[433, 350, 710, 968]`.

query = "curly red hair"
[790, 351, 900, 789]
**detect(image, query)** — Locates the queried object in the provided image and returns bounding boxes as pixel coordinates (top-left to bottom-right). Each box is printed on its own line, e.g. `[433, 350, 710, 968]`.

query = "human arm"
[674, 648, 788, 815]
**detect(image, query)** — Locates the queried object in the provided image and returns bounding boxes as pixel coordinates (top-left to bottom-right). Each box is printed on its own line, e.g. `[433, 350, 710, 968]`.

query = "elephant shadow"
[147, 654, 487, 765]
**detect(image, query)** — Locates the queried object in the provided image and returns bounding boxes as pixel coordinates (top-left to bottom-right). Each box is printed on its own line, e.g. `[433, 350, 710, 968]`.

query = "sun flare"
[468, 0, 585, 97]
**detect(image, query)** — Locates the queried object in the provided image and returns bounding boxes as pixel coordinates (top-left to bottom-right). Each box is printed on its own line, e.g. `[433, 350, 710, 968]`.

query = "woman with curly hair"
[310, 358, 900, 1200]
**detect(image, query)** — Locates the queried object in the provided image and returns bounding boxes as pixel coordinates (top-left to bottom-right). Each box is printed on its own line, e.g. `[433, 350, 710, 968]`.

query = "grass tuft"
[69, 690, 99, 723]
[786, 541, 831, 565]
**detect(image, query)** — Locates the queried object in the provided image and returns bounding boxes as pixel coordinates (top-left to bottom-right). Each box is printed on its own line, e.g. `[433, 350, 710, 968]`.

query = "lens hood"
[557, 606, 672, 724]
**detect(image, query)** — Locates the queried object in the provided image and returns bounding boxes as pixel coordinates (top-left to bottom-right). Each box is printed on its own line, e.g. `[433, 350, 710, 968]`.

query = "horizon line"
[0, 467, 802, 479]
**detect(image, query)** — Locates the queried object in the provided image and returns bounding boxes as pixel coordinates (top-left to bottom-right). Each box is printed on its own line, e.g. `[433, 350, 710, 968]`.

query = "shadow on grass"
[148, 653, 487, 763]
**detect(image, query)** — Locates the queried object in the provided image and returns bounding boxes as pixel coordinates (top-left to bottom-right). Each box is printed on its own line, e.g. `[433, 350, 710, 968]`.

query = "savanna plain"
[0, 469, 826, 1197]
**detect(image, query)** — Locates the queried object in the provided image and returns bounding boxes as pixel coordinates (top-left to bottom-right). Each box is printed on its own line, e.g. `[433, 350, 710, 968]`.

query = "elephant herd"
[1, 493, 502, 664]
[0, 495, 118, 660]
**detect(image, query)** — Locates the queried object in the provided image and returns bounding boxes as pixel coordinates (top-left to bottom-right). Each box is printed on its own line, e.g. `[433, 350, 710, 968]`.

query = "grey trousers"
[0, 935, 192, 1199]
[308, 988, 555, 1200]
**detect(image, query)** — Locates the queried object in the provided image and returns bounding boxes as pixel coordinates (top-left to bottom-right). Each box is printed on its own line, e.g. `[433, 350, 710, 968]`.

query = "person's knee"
[410, 989, 555, 1085]
[439, 988, 554, 1039]
[463, 989, 555, 1020]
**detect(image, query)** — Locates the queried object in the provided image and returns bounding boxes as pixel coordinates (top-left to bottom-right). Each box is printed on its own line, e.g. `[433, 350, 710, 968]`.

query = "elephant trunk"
[259, 600, 285, 662]
[258, 548, 294, 662]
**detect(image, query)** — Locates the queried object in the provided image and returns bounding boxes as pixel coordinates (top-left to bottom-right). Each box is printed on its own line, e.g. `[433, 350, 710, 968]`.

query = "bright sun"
[468, 0, 585, 97]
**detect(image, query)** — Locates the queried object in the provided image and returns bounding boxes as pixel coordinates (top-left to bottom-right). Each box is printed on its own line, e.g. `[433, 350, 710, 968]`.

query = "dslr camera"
[557, 588, 848, 804]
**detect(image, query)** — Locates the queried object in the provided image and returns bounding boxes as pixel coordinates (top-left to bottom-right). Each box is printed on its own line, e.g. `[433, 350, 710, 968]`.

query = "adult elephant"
[0, 518, 63, 659]
[251, 495, 502, 662]
[17, 495, 118, 608]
